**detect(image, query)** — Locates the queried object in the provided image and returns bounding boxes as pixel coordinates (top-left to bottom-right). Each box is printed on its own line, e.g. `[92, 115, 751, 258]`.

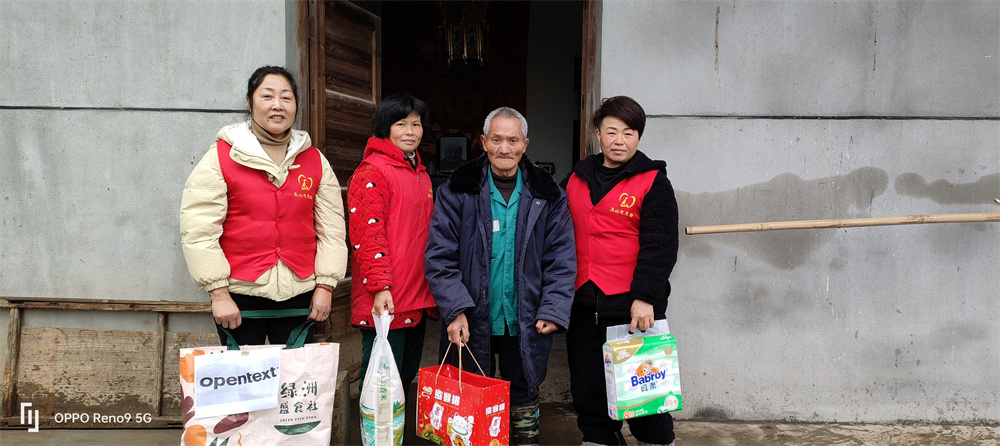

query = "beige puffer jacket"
[180, 122, 347, 301]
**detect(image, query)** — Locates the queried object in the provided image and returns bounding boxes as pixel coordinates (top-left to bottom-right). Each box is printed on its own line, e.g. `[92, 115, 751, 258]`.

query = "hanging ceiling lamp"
[438, 0, 489, 66]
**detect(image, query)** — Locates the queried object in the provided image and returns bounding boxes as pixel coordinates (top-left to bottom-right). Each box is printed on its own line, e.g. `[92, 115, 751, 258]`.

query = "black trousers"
[566, 303, 675, 445]
[214, 292, 315, 346]
[490, 334, 534, 405]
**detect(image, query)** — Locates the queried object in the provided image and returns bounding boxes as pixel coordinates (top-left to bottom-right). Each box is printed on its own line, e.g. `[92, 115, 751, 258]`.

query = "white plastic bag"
[359, 313, 405, 445]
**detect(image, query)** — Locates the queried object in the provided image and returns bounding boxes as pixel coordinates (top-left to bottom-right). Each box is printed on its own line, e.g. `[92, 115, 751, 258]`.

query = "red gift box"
[416, 363, 510, 446]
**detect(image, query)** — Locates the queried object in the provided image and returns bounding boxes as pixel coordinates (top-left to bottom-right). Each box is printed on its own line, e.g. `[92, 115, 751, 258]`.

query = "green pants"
[358, 318, 426, 393]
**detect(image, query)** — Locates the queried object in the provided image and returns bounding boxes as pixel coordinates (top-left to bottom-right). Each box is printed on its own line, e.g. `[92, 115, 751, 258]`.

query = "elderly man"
[425, 107, 576, 446]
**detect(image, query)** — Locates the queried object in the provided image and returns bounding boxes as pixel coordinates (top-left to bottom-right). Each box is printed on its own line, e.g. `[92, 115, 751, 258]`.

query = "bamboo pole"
[686, 212, 1000, 235]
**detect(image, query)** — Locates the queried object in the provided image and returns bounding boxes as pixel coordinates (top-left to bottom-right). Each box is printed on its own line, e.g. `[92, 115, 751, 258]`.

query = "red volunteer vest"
[567, 170, 657, 295]
[217, 140, 322, 282]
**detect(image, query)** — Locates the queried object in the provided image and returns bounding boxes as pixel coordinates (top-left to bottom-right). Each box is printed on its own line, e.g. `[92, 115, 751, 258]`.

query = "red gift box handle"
[436, 341, 486, 392]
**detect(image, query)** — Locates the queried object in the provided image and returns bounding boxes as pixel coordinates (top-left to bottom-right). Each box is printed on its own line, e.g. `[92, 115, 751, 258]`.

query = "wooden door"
[303, 0, 381, 182]
[299, 0, 380, 381]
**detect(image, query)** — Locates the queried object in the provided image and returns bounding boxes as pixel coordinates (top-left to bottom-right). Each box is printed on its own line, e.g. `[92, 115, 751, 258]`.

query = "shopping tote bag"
[179, 309, 340, 446]
[416, 342, 510, 446]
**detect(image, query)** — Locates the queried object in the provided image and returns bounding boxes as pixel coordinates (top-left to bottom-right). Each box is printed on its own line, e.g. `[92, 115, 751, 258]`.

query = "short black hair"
[371, 93, 429, 139]
[246, 65, 299, 115]
[592, 96, 646, 138]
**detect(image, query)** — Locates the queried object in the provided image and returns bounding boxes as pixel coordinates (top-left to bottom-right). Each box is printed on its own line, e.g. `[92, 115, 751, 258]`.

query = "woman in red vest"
[347, 94, 438, 394]
[563, 96, 679, 446]
[180, 66, 348, 346]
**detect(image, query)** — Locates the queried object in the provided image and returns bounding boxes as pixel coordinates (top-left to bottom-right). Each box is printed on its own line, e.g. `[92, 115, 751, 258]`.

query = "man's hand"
[629, 299, 654, 334]
[535, 319, 558, 335]
[447, 312, 470, 346]
[210, 287, 241, 329]
[309, 286, 333, 322]
[372, 290, 394, 316]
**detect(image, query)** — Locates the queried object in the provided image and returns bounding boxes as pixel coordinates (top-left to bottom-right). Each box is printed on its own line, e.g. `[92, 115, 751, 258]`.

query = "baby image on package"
[602, 333, 682, 421]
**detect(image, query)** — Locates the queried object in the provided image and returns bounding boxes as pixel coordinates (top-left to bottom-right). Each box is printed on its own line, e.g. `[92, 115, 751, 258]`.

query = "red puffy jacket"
[347, 137, 437, 330]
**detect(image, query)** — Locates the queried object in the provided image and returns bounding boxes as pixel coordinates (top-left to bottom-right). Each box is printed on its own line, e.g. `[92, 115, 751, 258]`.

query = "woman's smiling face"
[248, 74, 296, 134]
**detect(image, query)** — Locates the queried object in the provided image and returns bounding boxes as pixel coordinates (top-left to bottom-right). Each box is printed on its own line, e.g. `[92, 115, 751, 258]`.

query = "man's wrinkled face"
[481, 116, 528, 177]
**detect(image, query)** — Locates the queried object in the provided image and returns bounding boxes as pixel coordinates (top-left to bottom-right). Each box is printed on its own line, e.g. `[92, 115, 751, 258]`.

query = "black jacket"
[563, 150, 679, 323]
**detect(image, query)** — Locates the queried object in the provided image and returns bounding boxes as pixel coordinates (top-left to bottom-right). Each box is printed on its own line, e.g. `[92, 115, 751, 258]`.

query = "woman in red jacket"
[348, 94, 438, 393]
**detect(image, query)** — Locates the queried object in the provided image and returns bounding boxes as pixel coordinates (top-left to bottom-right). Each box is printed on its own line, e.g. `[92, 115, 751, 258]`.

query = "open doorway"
[305, 0, 586, 184]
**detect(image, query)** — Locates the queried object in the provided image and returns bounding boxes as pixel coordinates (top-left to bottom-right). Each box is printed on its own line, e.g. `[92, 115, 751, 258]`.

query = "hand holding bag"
[416, 342, 510, 446]
[359, 312, 405, 445]
[603, 320, 682, 420]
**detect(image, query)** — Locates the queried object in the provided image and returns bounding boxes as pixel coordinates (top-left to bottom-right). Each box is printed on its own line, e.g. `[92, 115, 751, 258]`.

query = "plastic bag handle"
[435, 341, 485, 393]
[219, 309, 314, 351]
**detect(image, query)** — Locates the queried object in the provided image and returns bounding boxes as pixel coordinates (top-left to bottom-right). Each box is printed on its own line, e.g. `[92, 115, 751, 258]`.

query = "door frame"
[580, 0, 600, 160]
[299, 0, 599, 160]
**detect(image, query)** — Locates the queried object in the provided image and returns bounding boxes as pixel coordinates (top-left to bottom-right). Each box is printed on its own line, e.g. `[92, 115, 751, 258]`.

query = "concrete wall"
[598, 0, 999, 423]
[0, 0, 300, 344]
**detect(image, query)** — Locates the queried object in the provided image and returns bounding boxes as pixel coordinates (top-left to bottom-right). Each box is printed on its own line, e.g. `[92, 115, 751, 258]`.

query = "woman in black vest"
[562, 96, 679, 446]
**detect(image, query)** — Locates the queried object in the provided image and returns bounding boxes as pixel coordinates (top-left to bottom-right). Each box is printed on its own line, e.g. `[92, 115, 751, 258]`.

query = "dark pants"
[359, 318, 427, 392]
[215, 292, 314, 347]
[489, 334, 534, 405]
[566, 303, 675, 445]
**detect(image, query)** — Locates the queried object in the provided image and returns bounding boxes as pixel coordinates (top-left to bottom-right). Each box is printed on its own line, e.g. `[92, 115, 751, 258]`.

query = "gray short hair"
[482, 107, 528, 139]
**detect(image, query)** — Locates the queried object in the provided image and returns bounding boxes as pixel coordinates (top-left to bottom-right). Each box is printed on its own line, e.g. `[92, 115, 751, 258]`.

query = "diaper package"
[602, 333, 682, 420]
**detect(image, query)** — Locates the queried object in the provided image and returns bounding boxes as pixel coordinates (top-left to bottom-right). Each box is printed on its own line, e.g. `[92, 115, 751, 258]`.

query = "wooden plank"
[0, 298, 210, 313]
[686, 212, 1000, 235]
[308, 0, 327, 151]
[326, 94, 376, 119]
[298, 0, 317, 149]
[153, 313, 166, 417]
[2, 325, 322, 429]
[325, 15, 377, 54]
[2, 308, 22, 418]
[315, 0, 379, 180]
[324, 72, 374, 101]
[323, 3, 377, 101]
[579, 0, 599, 160]
[15, 327, 159, 427]
[324, 33, 375, 67]
[324, 108, 372, 132]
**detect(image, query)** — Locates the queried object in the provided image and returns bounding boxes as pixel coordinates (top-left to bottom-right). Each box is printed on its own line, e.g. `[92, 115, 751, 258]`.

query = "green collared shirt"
[488, 170, 522, 336]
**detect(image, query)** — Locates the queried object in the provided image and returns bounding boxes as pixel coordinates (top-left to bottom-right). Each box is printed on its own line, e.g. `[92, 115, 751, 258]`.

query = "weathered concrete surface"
[0, 109, 239, 302]
[656, 117, 999, 423]
[0, 0, 296, 340]
[598, 0, 1000, 425]
[600, 0, 999, 117]
[0, 0, 289, 110]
